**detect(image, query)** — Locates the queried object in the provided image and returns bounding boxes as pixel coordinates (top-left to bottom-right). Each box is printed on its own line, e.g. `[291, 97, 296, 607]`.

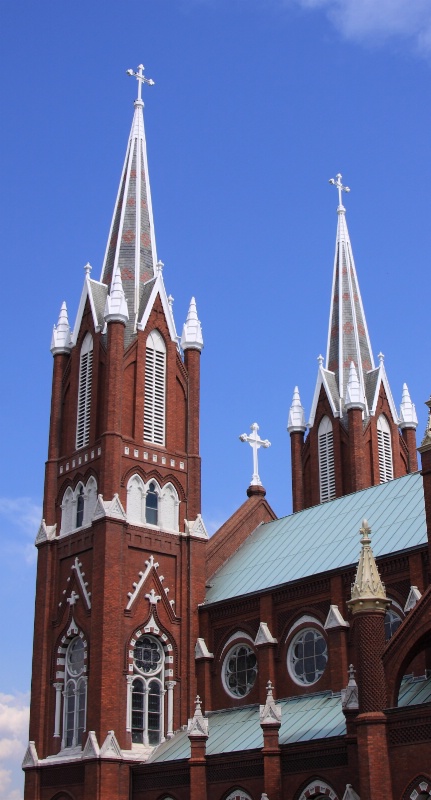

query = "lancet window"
[129, 635, 165, 746]
[126, 475, 179, 532]
[76, 332, 93, 449]
[53, 629, 88, 751]
[377, 414, 394, 483]
[318, 416, 336, 502]
[144, 330, 166, 446]
[60, 476, 98, 536]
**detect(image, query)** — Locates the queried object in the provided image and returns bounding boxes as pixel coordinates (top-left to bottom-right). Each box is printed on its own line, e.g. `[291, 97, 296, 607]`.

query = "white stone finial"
[187, 694, 209, 738]
[348, 520, 388, 613]
[341, 664, 359, 710]
[84, 262, 92, 276]
[104, 263, 129, 324]
[378, 351, 385, 365]
[329, 173, 350, 209]
[168, 294, 174, 310]
[239, 422, 271, 487]
[126, 63, 155, 104]
[317, 354, 324, 367]
[181, 297, 204, 352]
[51, 301, 72, 354]
[259, 679, 281, 726]
[156, 259, 164, 275]
[399, 383, 418, 430]
[345, 361, 365, 411]
[287, 386, 307, 433]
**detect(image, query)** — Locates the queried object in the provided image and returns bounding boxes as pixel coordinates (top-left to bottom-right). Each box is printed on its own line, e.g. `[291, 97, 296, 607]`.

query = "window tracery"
[60, 476, 98, 536]
[222, 643, 257, 699]
[126, 475, 179, 531]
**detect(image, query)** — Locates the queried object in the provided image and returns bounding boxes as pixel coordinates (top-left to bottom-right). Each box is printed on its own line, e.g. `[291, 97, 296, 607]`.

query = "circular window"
[133, 635, 163, 675]
[223, 644, 257, 698]
[288, 628, 328, 685]
[384, 608, 402, 640]
[67, 637, 85, 676]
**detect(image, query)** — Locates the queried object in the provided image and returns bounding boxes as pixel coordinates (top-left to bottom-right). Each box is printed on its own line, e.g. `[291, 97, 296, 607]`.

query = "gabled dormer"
[288, 175, 418, 511]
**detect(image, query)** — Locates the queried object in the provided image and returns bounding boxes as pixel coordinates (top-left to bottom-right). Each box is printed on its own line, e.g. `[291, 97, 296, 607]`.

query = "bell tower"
[24, 65, 206, 800]
[288, 174, 419, 512]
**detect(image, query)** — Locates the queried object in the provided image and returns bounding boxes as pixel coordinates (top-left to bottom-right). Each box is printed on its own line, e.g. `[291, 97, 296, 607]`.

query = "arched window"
[76, 485, 85, 528]
[318, 416, 335, 502]
[60, 477, 98, 536]
[130, 635, 165, 746]
[384, 604, 403, 641]
[377, 414, 393, 483]
[225, 791, 253, 800]
[160, 482, 179, 532]
[61, 636, 87, 749]
[144, 330, 166, 446]
[222, 643, 257, 699]
[146, 482, 158, 525]
[76, 332, 93, 449]
[297, 780, 339, 800]
[288, 627, 328, 686]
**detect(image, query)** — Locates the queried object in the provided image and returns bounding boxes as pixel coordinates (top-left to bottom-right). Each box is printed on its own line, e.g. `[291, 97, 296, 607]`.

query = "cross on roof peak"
[239, 422, 271, 487]
[126, 64, 155, 104]
[329, 173, 350, 208]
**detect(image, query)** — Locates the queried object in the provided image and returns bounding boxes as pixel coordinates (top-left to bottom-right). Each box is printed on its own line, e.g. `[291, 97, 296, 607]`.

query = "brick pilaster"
[189, 736, 207, 800]
[290, 430, 305, 512]
[402, 426, 418, 472]
[101, 320, 125, 499]
[184, 347, 201, 520]
[347, 407, 366, 492]
[44, 352, 69, 523]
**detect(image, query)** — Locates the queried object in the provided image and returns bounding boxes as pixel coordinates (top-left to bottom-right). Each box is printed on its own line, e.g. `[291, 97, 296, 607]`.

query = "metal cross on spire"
[126, 64, 155, 103]
[239, 422, 271, 486]
[329, 173, 350, 207]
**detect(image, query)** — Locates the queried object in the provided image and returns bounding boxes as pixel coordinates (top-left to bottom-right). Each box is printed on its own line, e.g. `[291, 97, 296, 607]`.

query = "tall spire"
[326, 175, 374, 408]
[101, 64, 157, 334]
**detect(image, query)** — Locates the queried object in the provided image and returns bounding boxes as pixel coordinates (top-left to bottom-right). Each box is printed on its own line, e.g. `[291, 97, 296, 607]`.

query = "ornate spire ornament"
[348, 520, 389, 613]
[187, 695, 209, 738]
[399, 383, 418, 430]
[181, 297, 204, 352]
[345, 361, 365, 411]
[51, 301, 72, 354]
[287, 386, 307, 433]
[259, 680, 282, 726]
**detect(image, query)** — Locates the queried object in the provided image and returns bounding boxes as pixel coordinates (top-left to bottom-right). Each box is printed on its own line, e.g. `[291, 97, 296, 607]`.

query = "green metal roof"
[205, 473, 426, 604]
[149, 675, 431, 764]
[149, 691, 345, 763]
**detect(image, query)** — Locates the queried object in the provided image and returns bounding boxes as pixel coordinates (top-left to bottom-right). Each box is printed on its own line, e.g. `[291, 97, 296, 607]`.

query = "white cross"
[66, 590, 79, 607]
[239, 422, 271, 486]
[145, 588, 161, 606]
[329, 173, 350, 207]
[126, 64, 155, 103]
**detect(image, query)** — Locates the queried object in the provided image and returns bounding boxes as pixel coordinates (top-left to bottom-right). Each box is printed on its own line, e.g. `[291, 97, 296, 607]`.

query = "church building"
[23, 65, 431, 800]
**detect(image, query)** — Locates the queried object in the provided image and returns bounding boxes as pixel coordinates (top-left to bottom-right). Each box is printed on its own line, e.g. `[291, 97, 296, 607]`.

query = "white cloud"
[0, 693, 29, 800]
[291, 0, 431, 54]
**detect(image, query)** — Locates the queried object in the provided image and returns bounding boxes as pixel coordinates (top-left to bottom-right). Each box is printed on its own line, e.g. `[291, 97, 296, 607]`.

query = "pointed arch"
[377, 414, 393, 483]
[160, 482, 179, 532]
[76, 332, 93, 449]
[296, 779, 339, 800]
[318, 416, 335, 502]
[84, 476, 98, 525]
[144, 330, 166, 446]
[60, 487, 74, 535]
[127, 474, 145, 524]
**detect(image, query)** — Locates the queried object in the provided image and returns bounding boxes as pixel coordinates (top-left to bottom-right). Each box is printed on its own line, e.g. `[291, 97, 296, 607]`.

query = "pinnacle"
[399, 382, 418, 429]
[51, 301, 72, 354]
[345, 361, 365, 411]
[104, 263, 129, 324]
[181, 297, 204, 351]
[287, 386, 306, 433]
[348, 520, 388, 613]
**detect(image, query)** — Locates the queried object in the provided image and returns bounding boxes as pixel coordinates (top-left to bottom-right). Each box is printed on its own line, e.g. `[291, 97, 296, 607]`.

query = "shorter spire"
[51, 301, 72, 354]
[287, 387, 307, 433]
[181, 297, 204, 352]
[344, 362, 365, 411]
[104, 264, 129, 324]
[399, 383, 418, 429]
[187, 695, 209, 738]
[259, 680, 282, 726]
[348, 520, 388, 614]
[341, 664, 359, 710]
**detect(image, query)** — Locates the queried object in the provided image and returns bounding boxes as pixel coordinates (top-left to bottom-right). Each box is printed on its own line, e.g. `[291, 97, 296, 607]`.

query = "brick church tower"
[24, 65, 206, 800]
[288, 173, 419, 512]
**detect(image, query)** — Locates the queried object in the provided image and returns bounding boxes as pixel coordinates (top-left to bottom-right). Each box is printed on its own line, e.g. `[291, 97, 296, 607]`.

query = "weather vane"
[329, 173, 350, 207]
[126, 64, 155, 103]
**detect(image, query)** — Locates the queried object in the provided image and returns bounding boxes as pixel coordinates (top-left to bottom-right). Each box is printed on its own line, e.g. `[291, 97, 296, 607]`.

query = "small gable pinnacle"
[399, 383, 418, 429]
[259, 680, 282, 726]
[181, 297, 204, 352]
[51, 301, 72, 354]
[104, 263, 129, 324]
[348, 520, 388, 613]
[345, 361, 365, 411]
[287, 386, 307, 433]
[187, 695, 209, 738]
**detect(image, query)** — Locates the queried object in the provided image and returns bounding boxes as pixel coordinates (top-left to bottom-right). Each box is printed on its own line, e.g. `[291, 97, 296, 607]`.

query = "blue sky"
[1, 1, 431, 796]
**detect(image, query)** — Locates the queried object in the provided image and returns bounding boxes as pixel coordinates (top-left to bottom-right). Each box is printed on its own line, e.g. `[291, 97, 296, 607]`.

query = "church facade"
[23, 66, 431, 800]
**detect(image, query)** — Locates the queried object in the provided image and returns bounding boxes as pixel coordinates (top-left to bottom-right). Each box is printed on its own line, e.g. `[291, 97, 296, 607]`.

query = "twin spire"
[51, 65, 203, 355]
[289, 174, 417, 432]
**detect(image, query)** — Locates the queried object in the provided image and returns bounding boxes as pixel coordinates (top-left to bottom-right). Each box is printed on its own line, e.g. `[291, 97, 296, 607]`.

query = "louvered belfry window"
[76, 333, 93, 450]
[377, 414, 393, 483]
[144, 331, 166, 446]
[318, 416, 336, 502]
